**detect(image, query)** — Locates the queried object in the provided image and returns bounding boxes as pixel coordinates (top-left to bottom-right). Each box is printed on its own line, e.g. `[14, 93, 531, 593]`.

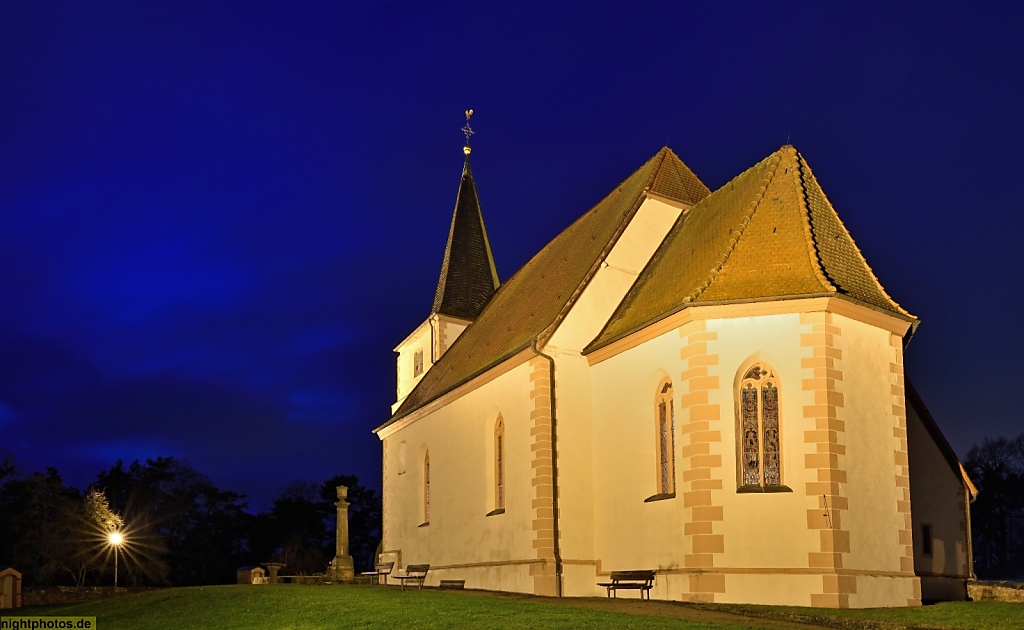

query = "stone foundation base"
[330, 556, 355, 583]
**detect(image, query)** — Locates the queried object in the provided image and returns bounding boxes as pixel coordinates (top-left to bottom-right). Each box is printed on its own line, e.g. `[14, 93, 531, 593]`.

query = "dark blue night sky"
[2, 2, 1022, 510]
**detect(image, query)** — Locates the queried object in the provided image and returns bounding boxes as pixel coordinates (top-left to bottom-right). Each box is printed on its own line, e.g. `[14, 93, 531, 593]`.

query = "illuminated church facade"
[374, 130, 974, 607]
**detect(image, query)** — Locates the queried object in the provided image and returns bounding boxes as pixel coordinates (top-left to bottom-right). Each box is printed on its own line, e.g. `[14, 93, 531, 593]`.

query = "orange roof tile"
[586, 146, 915, 353]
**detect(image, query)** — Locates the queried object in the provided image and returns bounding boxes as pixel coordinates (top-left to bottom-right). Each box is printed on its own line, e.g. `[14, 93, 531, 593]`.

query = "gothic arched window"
[655, 379, 675, 495]
[423, 450, 431, 524]
[737, 364, 784, 490]
[495, 416, 505, 510]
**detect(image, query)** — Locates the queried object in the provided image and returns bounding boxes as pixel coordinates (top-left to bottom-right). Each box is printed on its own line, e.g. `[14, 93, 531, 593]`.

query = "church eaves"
[585, 145, 916, 355]
[377, 147, 710, 431]
[431, 156, 500, 320]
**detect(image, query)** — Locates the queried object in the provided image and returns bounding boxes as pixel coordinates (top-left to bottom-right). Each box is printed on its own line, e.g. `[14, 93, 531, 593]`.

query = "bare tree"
[965, 434, 1024, 579]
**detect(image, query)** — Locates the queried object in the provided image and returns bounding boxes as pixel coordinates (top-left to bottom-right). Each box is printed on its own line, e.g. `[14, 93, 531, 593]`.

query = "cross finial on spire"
[462, 109, 474, 155]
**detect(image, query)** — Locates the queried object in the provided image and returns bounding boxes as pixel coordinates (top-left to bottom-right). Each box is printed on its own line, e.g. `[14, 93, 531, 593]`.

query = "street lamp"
[108, 531, 124, 588]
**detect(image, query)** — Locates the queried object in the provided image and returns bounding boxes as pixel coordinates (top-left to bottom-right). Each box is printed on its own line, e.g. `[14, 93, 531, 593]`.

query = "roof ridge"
[685, 150, 785, 304]
[537, 192, 648, 349]
[536, 150, 672, 347]
[796, 151, 912, 318]
[635, 146, 669, 191]
[906, 379, 977, 497]
[790, 147, 837, 294]
[646, 146, 711, 205]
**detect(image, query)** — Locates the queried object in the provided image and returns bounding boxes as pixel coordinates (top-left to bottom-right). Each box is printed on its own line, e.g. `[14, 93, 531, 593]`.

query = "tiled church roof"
[432, 157, 500, 320]
[378, 147, 710, 429]
[586, 146, 915, 353]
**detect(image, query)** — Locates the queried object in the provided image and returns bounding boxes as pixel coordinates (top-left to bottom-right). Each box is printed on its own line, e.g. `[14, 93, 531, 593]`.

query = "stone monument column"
[330, 485, 355, 582]
[263, 562, 285, 584]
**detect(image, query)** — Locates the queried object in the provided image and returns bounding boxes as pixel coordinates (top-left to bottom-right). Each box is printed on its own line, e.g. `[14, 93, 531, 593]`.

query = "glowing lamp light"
[109, 531, 125, 588]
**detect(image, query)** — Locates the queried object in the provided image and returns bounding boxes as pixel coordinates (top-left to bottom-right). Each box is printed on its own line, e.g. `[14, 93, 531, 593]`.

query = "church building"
[374, 123, 975, 607]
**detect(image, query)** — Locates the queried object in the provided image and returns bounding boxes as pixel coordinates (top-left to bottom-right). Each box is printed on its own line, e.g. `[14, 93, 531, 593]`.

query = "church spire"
[431, 110, 500, 320]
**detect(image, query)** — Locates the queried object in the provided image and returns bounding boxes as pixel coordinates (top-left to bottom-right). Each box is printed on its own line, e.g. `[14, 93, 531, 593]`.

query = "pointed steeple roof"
[378, 147, 710, 430]
[431, 149, 500, 320]
[586, 145, 915, 353]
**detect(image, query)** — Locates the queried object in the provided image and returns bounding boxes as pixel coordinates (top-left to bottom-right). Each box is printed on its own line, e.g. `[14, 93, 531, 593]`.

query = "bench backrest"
[405, 563, 430, 576]
[609, 570, 655, 583]
[376, 562, 394, 574]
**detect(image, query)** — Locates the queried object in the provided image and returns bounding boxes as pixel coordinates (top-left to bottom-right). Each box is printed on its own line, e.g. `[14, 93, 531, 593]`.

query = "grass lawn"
[9, 584, 1024, 630]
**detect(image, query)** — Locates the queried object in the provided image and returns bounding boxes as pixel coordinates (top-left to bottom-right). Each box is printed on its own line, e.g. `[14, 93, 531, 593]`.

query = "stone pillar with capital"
[330, 485, 355, 582]
[263, 562, 285, 584]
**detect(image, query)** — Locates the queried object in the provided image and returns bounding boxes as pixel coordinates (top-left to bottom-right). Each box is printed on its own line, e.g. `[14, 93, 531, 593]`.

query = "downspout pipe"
[531, 339, 563, 597]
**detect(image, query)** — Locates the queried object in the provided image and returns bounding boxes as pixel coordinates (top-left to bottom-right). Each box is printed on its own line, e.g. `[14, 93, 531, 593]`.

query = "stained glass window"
[741, 383, 760, 486]
[656, 380, 675, 495]
[762, 382, 780, 486]
[737, 364, 783, 489]
[743, 365, 763, 380]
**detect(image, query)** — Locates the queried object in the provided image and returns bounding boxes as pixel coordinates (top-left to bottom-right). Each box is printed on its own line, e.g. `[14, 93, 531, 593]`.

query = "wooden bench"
[438, 579, 465, 590]
[359, 561, 394, 585]
[394, 563, 430, 590]
[597, 570, 656, 600]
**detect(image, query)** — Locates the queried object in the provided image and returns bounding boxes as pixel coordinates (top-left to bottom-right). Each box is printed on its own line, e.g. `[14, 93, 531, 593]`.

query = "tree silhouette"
[965, 433, 1024, 579]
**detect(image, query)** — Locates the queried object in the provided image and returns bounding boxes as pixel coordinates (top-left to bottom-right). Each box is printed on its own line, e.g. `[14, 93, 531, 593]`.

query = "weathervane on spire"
[462, 109, 474, 155]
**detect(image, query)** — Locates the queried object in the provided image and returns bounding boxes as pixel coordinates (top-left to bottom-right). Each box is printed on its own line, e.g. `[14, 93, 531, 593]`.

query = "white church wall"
[587, 301, 922, 607]
[828, 314, 920, 607]
[835, 316, 907, 560]
[708, 313, 819, 572]
[907, 396, 971, 601]
[588, 311, 827, 604]
[542, 194, 685, 596]
[591, 325, 689, 574]
[547, 196, 683, 353]
[537, 347, 597, 596]
[435, 316, 469, 356]
[380, 359, 538, 592]
[392, 320, 433, 411]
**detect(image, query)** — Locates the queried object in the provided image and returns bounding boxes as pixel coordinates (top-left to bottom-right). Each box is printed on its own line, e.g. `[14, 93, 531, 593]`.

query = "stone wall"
[968, 581, 1024, 603]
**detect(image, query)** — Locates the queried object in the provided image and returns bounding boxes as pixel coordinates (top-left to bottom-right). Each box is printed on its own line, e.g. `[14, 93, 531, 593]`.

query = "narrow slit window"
[423, 450, 431, 524]
[495, 417, 505, 510]
[656, 380, 675, 495]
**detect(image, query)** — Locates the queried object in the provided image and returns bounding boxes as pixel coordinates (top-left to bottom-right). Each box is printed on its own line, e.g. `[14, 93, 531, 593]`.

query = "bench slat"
[598, 570, 656, 600]
[394, 564, 430, 590]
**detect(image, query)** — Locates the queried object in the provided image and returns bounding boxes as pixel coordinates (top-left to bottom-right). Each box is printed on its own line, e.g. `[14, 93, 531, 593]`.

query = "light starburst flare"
[108, 530, 125, 588]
